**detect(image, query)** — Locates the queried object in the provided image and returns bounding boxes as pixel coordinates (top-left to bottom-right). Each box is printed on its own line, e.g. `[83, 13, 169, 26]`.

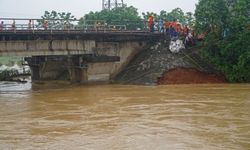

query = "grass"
[0, 56, 24, 66]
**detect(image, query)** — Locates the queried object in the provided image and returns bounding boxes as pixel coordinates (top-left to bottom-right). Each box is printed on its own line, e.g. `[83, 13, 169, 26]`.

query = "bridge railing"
[0, 18, 163, 33]
[0, 24, 127, 31]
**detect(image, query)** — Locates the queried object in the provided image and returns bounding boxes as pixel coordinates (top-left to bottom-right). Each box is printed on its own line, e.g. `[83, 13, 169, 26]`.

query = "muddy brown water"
[0, 81, 250, 150]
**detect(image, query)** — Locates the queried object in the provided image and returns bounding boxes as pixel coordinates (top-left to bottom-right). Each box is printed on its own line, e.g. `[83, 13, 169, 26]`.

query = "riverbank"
[115, 42, 226, 85]
[158, 68, 226, 84]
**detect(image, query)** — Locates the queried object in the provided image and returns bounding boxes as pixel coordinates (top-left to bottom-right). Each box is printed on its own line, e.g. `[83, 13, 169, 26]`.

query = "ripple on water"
[0, 84, 250, 150]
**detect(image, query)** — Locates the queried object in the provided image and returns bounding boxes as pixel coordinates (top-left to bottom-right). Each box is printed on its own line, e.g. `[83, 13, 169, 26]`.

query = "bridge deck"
[0, 30, 165, 42]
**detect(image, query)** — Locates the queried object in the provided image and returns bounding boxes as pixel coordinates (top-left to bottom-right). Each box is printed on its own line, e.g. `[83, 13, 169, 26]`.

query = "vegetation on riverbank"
[195, 0, 250, 82]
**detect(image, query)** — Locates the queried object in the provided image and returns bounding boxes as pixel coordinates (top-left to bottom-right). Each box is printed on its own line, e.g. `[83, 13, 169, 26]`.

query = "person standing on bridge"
[43, 20, 48, 30]
[64, 22, 70, 30]
[148, 15, 154, 32]
[0, 21, 4, 31]
[28, 19, 32, 30]
[11, 20, 16, 32]
[158, 19, 164, 33]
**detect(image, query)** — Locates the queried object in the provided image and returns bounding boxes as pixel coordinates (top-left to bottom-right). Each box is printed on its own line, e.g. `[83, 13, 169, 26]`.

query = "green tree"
[166, 8, 186, 24]
[195, 0, 250, 82]
[185, 12, 195, 27]
[79, 6, 143, 30]
[195, 0, 229, 36]
[38, 11, 76, 29]
[229, 0, 250, 32]
[159, 10, 167, 20]
[142, 8, 192, 27]
[142, 12, 159, 21]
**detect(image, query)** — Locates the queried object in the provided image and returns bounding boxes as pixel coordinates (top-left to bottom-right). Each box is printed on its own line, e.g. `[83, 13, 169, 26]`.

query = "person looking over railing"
[64, 22, 69, 30]
[148, 15, 154, 32]
[11, 20, 16, 31]
[112, 25, 117, 31]
[43, 20, 48, 30]
[159, 19, 164, 33]
[0, 21, 4, 31]
[28, 19, 32, 30]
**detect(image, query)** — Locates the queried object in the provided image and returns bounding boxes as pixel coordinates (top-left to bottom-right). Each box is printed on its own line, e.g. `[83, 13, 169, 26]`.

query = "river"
[0, 81, 249, 150]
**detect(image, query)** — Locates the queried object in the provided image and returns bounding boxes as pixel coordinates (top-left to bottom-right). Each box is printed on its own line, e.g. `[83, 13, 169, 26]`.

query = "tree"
[159, 10, 168, 20]
[229, 0, 250, 32]
[81, 6, 192, 31]
[142, 12, 159, 21]
[166, 8, 186, 24]
[195, 0, 250, 82]
[78, 6, 143, 30]
[185, 12, 195, 27]
[195, 0, 229, 36]
[38, 11, 76, 29]
[142, 8, 193, 27]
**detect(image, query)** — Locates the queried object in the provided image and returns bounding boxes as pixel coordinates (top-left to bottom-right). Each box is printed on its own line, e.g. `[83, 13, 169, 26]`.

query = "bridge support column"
[30, 66, 41, 80]
[68, 68, 88, 83]
[67, 56, 88, 83]
[27, 56, 89, 83]
[26, 56, 70, 81]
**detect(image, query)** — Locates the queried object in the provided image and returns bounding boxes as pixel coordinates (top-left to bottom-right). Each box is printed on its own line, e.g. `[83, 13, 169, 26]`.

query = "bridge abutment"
[27, 56, 70, 81]
[28, 56, 89, 83]
[68, 68, 88, 83]
[1, 32, 163, 83]
[30, 66, 40, 81]
[25, 41, 147, 83]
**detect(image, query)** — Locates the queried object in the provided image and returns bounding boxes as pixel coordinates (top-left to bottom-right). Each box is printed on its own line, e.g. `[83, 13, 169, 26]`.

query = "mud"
[158, 68, 226, 85]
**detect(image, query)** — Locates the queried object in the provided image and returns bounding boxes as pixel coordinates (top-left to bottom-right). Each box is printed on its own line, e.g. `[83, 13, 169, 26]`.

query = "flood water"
[0, 82, 250, 150]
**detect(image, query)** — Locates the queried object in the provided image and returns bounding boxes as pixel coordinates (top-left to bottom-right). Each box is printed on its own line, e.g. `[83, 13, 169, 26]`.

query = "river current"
[0, 81, 249, 150]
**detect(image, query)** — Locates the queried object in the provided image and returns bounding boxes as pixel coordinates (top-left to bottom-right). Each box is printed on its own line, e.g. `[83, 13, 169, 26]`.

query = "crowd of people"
[147, 15, 196, 48]
[0, 17, 198, 49]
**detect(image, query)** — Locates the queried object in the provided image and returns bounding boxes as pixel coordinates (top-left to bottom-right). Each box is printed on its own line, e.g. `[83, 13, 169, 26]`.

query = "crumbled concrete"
[115, 42, 218, 85]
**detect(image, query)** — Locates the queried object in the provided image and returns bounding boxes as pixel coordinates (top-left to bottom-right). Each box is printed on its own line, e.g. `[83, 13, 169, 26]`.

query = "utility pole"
[102, 0, 124, 10]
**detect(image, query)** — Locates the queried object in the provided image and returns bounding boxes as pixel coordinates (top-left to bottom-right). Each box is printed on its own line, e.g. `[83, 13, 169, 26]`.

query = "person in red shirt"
[164, 21, 171, 33]
[148, 15, 154, 32]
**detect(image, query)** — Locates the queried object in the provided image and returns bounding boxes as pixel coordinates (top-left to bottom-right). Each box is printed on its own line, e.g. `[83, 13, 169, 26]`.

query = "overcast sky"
[0, 0, 198, 19]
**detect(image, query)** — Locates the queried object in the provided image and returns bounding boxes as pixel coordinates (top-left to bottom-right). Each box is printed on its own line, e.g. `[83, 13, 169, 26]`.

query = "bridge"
[0, 18, 166, 83]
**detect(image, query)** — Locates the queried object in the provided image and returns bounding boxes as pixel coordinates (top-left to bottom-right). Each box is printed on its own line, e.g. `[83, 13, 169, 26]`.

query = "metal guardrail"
[0, 24, 128, 33]
[0, 18, 152, 33]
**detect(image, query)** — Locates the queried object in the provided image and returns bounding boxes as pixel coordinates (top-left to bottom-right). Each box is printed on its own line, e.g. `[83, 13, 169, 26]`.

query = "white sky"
[0, 0, 198, 19]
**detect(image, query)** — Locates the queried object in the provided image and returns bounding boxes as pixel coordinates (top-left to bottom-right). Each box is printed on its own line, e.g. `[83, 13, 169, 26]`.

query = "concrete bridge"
[0, 30, 163, 56]
[0, 21, 166, 83]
